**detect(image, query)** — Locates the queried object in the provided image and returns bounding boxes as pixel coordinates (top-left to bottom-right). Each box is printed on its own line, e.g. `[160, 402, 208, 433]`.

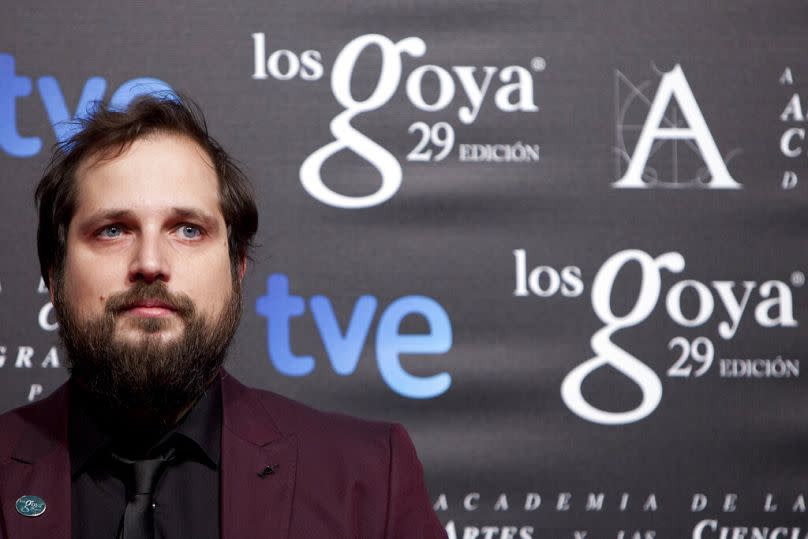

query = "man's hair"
[35, 94, 258, 288]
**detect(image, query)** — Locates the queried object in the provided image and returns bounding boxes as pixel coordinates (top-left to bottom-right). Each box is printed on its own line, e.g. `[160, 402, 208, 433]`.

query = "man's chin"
[56, 279, 242, 433]
[115, 316, 184, 340]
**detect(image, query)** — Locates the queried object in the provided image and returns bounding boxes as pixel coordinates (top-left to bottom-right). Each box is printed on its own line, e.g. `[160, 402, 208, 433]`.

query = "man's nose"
[128, 231, 170, 284]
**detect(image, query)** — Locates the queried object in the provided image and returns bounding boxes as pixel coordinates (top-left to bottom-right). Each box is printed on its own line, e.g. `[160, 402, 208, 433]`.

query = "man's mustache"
[105, 282, 195, 319]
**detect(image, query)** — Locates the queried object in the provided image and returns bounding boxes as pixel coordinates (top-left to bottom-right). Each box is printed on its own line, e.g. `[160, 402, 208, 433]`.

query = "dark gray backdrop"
[2, 2, 807, 537]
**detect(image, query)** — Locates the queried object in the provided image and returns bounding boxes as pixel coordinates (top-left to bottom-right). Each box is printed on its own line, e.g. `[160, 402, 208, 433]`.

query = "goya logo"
[514, 249, 800, 425]
[0, 53, 172, 157]
[251, 33, 543, 208]
[255, 273, 453, 399]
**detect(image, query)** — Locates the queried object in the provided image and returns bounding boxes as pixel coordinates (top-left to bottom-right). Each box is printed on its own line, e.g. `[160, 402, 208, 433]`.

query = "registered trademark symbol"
[791, 271, 805, 287]
[531, 57, 546, 72]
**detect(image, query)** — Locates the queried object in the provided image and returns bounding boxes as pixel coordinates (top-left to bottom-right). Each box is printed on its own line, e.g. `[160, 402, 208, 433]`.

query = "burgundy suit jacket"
[0, 372, 447, 538]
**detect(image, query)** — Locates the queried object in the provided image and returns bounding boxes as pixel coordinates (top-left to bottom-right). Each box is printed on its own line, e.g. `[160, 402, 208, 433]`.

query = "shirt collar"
[169, 376, 222, 468]
[69, 376, 223, 478]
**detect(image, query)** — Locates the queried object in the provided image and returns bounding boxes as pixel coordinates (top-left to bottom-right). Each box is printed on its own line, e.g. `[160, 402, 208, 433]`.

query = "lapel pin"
[257, 464, 279, 478]
[16, 495, 46, 517]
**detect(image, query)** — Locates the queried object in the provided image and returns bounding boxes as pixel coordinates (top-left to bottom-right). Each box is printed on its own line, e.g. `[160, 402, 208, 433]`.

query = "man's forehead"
[72, 133, 221, 215]
[76, 131, 215, 177]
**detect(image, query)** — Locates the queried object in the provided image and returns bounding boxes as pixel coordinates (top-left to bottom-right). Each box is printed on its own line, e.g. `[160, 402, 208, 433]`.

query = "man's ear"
[238, 256, 247, 282]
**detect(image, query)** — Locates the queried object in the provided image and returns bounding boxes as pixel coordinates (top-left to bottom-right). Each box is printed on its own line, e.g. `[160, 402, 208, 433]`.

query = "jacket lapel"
[220, 372, 297, 539]
[0, 385, 71, 539]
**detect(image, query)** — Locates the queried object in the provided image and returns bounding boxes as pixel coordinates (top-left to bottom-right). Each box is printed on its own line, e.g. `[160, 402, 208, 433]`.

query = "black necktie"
[113, 448, 175, 539]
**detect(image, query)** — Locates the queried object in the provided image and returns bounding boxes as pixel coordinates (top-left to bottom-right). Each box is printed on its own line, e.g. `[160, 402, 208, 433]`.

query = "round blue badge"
[15, 495, 46, 517]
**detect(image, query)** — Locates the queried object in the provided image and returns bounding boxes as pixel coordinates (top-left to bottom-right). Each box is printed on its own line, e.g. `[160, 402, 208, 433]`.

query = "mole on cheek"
[99, 296, 105, 302]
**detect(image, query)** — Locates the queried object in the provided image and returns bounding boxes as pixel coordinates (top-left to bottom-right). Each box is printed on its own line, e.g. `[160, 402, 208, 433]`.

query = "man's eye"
[178, 225, 202, 239]
[98, 225, 123, 238]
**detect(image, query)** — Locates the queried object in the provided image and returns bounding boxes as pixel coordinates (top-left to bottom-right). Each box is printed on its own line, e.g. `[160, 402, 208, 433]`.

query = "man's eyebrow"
[170, 207, 221, 230]
[76, 209, 135, 230]
[76, 208, 221, 231]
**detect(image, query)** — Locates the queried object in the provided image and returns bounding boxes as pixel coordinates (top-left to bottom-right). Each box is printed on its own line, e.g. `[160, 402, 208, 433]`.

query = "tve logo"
[255, 274, 453, 399]
[0, 53, 172, 157]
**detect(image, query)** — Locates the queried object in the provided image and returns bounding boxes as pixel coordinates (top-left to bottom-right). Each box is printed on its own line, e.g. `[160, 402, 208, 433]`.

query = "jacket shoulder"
[237, 384, 444, 537]
[0, 383, 68, 459]
[245, 383, 396, 447]
[0, 404, 26, 458]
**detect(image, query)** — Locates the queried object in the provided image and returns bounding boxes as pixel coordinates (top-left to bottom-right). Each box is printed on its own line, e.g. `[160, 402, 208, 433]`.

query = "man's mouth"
[123, 300, 178, 318]
[106, 284, 194, 321]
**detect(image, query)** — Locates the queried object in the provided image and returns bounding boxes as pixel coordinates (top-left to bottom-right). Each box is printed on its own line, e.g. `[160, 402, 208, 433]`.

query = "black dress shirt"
[69, 379, 222, 539]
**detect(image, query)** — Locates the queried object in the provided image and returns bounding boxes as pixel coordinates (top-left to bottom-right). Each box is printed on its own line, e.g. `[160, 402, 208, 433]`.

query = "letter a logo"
[614, 65, 740, 189]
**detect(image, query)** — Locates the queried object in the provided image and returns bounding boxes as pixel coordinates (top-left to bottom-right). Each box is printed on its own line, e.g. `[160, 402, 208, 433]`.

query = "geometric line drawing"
[614, 63, 741, 187]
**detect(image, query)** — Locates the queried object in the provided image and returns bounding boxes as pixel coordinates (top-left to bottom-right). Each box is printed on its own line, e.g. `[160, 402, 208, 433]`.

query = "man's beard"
[53, 276, 241, 436]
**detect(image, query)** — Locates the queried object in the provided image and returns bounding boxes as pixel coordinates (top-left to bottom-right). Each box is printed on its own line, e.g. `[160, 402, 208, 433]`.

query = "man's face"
[62, 132, 234, 344]
[53, 132, 241, 430]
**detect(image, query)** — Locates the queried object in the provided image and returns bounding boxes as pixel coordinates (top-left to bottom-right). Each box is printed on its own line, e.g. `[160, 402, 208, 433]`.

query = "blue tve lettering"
[376, 296, 452, 399]
[0, 54, 40, 156]
[255, 273, 453, 398]
[310, 294, 377, 375]
[37, 76, 107, 142]
[255, 273, 314, 376]
[0, 53, 173, 156]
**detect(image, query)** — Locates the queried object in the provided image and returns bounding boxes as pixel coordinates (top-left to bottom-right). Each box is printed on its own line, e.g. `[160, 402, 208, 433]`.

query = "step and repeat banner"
[2, 1, 808, 537]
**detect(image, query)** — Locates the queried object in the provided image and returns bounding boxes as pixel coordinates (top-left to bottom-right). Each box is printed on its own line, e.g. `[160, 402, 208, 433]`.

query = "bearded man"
[0, 95, 446, 539]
